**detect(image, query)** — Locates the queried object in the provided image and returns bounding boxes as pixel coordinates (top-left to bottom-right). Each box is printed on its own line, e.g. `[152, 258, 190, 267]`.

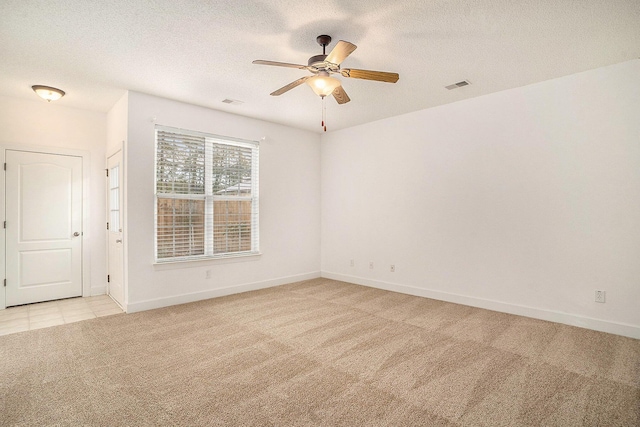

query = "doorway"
[5, 150, 83, 306]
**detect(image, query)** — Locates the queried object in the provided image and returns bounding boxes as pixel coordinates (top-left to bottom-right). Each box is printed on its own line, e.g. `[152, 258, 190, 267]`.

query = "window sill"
[153, 252, 262, 270]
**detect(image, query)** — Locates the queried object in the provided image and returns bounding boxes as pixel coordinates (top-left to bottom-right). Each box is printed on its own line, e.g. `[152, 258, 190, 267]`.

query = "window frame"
[154, 125, 259, 263]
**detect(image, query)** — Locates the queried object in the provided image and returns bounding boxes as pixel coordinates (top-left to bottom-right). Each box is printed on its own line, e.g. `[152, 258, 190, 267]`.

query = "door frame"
[1, 144, 92, 310]
[106, 146, 126, 310]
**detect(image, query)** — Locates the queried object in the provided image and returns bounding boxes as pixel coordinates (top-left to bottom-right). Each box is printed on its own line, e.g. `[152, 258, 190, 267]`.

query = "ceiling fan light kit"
[253, 34, 399, 131]
[306, 71, 341, 97]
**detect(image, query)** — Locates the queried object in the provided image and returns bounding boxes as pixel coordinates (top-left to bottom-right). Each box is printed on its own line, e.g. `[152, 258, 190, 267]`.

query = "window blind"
[155, 126, 259, 261]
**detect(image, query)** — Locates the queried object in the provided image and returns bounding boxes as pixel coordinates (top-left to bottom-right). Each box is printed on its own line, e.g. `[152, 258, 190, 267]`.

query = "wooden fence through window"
[157, 198, 251, 258]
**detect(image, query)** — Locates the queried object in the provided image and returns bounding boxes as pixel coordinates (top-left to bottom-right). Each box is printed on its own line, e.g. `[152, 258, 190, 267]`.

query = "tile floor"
[0, 295, 123, 336]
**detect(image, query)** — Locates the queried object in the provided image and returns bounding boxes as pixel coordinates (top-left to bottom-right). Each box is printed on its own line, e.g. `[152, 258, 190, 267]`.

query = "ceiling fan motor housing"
[308, 54, 328, 67]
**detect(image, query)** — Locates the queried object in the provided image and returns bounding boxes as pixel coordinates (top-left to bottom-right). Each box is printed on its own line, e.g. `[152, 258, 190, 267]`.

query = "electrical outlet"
[350, 259, 354, 267]
[595, 290, 606, 303]
[390, 264, 395, 272]
[205, 270, 212, 279]
[369, 262, 374, 269]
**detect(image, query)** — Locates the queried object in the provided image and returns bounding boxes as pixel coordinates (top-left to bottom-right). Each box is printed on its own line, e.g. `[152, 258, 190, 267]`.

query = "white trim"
[0, 149, 5, 309]
[1, 144, 91, 309]
[321, 271, 640, 340]
[107, 143, 127, 309]
[120, 140, 129, 311]
[106, 147, 125, 305]
[126, 271, 320, 313]
[153, 251, 262, 268]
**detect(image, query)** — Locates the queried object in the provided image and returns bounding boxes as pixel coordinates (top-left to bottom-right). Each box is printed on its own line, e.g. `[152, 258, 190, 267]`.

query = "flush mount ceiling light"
[32, 85, 65, 102]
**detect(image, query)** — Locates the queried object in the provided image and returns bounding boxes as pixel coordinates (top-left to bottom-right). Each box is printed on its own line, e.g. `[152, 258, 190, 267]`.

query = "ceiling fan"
[252, 35, 399, 105]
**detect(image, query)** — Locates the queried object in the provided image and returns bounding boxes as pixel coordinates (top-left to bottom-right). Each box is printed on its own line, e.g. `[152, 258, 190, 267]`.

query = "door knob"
[116, 239, 122, 243]
[73, 232, 80, 237]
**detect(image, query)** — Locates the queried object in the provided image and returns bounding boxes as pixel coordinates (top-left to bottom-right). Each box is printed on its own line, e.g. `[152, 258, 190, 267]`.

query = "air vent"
[445, 80, 471, 90]
[222, 98, 244, 105]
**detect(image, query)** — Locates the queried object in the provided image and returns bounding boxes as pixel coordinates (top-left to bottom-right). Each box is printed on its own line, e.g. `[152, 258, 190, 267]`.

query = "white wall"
[107, 92, 128, 156]
[0, 95, 107, 298]
[320, 60, 640, 338]
[124, 92, 321, 311]
[3, 60, 635, 340]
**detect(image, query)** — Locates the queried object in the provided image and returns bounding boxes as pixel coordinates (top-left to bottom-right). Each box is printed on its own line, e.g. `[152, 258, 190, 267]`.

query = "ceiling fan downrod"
[316, 35, 331, 55]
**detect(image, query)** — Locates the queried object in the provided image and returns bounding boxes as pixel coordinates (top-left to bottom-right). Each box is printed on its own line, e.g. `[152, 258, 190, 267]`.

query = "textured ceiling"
[1, 0, 639, 133]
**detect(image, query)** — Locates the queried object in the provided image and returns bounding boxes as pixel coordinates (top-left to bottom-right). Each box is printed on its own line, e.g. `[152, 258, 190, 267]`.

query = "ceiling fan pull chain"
[322, 96, 327, 132]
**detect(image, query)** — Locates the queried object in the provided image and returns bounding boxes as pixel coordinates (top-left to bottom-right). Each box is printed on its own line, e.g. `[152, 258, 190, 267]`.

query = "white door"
[107, 151, 124, 307]
[5, 150, 83, 306]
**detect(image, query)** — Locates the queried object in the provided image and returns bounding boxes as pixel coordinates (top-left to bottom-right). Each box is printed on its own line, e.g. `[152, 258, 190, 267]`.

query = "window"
[155, 126, 259, 261]
[109, 164, 120, 232]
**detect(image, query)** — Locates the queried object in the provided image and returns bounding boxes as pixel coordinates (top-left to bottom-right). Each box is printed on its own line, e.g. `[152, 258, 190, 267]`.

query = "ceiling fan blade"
[325, 40, 357, 65]
[332, 85, 351, 104]
[341, 68, 399, 83]
[270, 76, 310, 96]
[253, 60, 308, 70]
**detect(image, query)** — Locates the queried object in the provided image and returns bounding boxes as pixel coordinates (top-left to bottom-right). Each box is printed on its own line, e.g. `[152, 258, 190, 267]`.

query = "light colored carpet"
[1, 278, 639, 426]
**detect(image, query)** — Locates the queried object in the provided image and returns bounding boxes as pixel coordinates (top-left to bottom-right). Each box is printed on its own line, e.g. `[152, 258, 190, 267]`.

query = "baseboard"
[126, 271, 321, 313]
[321, 271, 640, 340]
